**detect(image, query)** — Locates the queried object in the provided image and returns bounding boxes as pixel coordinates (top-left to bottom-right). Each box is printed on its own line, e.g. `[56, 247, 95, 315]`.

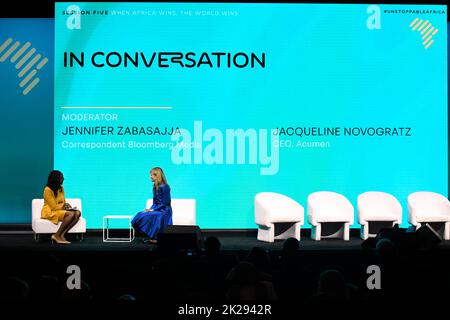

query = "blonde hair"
[151, 167, 168, 191]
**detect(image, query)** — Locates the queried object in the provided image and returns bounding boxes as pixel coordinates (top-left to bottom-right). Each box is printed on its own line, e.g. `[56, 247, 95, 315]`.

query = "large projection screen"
[54, 3, 448, 229]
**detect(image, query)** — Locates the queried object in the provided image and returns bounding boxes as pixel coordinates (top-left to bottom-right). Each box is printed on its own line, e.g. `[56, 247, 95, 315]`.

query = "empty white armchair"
[146, 199, 196, 225]
[408, 191, 450, 240]
[254, 192, 304, 243]
[307, 191, 354, 241]
[32, 198, 86, 241]
[357, 191, 402, 240]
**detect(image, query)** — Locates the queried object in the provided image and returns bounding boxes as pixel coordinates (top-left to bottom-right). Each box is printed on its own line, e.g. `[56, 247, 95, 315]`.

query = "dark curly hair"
[46, 170, 64, 196]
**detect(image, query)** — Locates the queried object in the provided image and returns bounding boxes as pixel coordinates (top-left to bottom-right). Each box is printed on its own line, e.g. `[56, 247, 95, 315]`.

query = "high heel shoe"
[51, 235, 70, 244]
[142, 238, 157, 244]
[61, 236, 71, 244]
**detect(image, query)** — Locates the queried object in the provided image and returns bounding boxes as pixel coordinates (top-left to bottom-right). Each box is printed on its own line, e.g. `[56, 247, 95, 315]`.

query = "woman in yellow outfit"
[41, 170, 81, 244]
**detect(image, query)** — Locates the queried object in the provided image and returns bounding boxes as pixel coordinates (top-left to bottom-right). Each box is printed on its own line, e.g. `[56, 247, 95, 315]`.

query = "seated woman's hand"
[144, 208, 153, 212]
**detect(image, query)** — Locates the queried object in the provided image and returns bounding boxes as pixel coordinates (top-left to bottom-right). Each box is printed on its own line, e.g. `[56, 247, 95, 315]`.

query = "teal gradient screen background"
[0, 18, 54, 223]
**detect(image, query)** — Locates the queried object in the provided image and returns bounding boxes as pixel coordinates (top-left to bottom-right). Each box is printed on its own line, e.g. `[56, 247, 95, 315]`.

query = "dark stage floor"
[1, 228, 450, 252]
[0, 232, 368, 252]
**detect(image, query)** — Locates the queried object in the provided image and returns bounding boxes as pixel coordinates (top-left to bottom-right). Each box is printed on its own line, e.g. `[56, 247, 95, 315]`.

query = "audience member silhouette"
[31, 274, 60, 302]
[204, 236, 222, 257]
[225, 261, 277, 300]
[273, 237, 314, 300]
[60, 280, 93, 301]
[246, 247, 272, 281]
[309, 269, 348, 301]
[375, 238, 397, 265]
[283, 237, 300, 252]
[117, 294, 136, 301]
[0, 276, 30, 301]
[185, 236, 237, 300]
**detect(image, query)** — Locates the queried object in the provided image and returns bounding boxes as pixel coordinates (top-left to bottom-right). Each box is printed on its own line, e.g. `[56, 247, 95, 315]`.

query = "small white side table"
[103, 215, 135, 242]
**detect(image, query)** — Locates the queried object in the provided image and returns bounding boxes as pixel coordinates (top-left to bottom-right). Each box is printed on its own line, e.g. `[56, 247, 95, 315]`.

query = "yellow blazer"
[41, 186, 66, 224]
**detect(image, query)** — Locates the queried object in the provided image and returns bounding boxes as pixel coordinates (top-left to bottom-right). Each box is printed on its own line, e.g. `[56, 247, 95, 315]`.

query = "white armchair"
[254, 192, 304, 243]
[357, 191, 402, 240]
[146, 199, 196, 225]
[31, 198, 86, 241]
[408, 191, 450, 240]
[307, 191, 354, 241]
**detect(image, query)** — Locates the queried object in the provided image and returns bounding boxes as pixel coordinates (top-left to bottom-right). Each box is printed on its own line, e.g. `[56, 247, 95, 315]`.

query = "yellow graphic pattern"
[0, 37, 48, 95]
[409, 18, 439, 49]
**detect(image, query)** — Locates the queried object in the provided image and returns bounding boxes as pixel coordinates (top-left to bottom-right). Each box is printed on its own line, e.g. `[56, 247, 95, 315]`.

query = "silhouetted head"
[46, 170, 64, 196]
[117, 294, 136, 301]
[0, 277, 30, 301]
[375, 238, 397, 263]
[318, 270, 347, 298]
[228, 262, 258, 285]
[283, 237, 300, 252]
[31, 275, 60, 301]
[247, 247, 269, 270]
[204, 236, 221, 255]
